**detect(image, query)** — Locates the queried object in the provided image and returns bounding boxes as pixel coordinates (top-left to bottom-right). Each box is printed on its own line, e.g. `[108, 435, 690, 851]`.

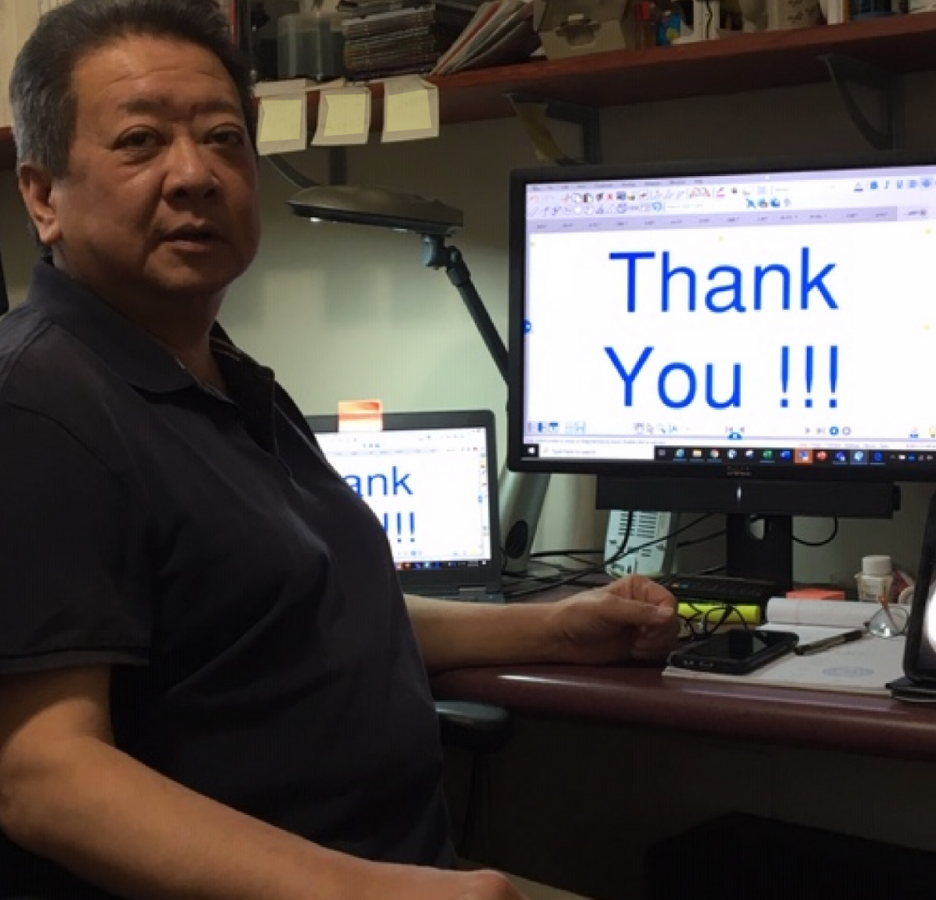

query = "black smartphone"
[903, 491, 936, 684]
[668, 629, 800, 675]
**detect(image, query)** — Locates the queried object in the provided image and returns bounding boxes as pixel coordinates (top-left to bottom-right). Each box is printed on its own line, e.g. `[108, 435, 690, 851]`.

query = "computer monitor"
[507, 154, 936, 587]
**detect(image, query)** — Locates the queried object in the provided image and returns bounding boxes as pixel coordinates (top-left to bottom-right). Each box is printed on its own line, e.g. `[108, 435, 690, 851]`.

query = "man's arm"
[405, 575, 678, 673]
[0, 666, 528, 900]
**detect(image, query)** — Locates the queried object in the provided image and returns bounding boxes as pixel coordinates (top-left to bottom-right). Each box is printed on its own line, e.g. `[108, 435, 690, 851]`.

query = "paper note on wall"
[256, 95, 307, 155]
[382, 75, 439, 143]
[312, 86, 371, 146]
[0, 1, 43, 129]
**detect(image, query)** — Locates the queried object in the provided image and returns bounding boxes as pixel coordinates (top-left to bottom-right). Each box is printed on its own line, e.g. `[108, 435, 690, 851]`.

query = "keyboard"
[657, 573, 784, 607]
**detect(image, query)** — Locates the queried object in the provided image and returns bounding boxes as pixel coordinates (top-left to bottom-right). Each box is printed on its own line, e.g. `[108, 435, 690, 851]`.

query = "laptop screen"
[305, 410, 502, 595]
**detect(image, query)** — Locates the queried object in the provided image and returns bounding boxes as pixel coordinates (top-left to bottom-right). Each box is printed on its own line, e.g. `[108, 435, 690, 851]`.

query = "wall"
[2, 70, 936, 586]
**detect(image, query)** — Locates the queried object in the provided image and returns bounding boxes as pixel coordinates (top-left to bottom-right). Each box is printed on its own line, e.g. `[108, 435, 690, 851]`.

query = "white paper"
[256, 95, 308, 156]
[0, 1, 43, 129]
[664, 633, 905, 696]
[765, 597, 877, 630]
[381, 76, 438, 144]
[312, 86, 371, 147]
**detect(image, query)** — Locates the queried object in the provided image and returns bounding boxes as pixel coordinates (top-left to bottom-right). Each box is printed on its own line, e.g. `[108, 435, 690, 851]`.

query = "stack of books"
[338, 0, 484, 79]
[430, 0, 538, 76]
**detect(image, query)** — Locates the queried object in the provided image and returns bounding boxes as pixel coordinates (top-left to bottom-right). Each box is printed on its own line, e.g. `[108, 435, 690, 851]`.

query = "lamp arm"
[421, 235, 509, 385]
[267, 154, 318, 190]
[420, 234, 549, 576]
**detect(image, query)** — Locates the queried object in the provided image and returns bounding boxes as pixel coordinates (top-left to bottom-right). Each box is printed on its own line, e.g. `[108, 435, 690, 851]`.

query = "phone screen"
[669, 629, 799, 675]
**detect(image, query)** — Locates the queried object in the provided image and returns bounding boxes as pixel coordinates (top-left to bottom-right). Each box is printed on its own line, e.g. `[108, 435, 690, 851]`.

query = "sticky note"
[256, 95, 307, 155]
[313, 87, 371, 146]
[382, 76, 439, 143]
[338, 399, 384, 432]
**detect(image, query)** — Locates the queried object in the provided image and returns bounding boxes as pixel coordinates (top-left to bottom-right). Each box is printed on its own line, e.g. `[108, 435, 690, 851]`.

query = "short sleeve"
[0, 404, 152, 674]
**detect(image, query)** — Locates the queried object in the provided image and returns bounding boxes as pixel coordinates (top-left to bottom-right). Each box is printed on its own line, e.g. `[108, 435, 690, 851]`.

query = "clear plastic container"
[277, 0, 345, 81]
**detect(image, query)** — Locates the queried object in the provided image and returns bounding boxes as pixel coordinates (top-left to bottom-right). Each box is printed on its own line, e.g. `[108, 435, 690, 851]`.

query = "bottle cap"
[861, 554, 892, 576]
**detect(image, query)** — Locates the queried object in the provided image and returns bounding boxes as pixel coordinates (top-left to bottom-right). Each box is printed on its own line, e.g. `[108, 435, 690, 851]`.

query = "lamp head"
[288, 185, 463, 236]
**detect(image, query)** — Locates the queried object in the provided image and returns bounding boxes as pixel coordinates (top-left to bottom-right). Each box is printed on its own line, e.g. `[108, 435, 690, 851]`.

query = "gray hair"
[10, 0, 256, 176]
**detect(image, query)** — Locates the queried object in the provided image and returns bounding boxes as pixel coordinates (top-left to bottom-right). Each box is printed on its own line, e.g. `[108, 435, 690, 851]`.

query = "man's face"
[29, 34, 260, 313]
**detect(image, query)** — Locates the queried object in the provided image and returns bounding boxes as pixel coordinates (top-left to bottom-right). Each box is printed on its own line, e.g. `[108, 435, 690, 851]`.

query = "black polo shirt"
[0, 260, 454, 898]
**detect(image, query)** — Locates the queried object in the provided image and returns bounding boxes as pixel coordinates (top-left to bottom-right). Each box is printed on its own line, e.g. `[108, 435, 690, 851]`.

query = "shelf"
[434, 13, 936, 121]
[3, 13, 936, 172]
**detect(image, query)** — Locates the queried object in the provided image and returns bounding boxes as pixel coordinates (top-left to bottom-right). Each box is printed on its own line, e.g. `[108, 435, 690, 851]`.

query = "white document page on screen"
[319, 431, 492, 565]
[523, 217, 933, 444]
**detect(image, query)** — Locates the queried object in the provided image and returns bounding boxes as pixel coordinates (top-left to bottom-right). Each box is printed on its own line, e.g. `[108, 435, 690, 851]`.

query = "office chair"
[435, 699, 513, 857]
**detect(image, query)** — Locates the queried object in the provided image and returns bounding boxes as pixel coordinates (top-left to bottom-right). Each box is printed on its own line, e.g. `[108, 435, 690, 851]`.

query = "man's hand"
[544, 575, 679, 664]
[408, 576, 678, 671]
[364, 863, 530, 900]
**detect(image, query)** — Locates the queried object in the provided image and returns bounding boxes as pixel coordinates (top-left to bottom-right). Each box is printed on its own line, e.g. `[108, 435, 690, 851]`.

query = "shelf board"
[2, 14, 935, 171]
[427, 13, 936, 124]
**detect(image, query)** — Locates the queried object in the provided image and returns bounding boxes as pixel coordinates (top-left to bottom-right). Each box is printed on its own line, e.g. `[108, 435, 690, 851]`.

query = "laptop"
[305, 409, 505, 602]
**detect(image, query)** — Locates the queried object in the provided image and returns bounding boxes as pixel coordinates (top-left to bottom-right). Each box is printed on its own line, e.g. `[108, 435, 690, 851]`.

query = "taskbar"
[655, 446, 935, 468]
[397, 559, 488, 571]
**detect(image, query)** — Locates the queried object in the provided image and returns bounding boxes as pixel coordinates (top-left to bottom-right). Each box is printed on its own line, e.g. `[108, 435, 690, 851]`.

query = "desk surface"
[431, 662, 936, 762]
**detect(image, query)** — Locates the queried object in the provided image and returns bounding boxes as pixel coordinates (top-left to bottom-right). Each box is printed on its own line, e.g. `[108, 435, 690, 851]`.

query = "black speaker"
[499, 470, 550, 577]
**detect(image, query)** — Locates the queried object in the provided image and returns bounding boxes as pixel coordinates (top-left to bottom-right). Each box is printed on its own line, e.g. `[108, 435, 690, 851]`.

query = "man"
[0, 2, 679, 898]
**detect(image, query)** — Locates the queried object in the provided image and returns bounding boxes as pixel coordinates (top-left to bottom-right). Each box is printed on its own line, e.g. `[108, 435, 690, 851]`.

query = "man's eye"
[120, 131, 160, 149]
[210, 129, 246, 147]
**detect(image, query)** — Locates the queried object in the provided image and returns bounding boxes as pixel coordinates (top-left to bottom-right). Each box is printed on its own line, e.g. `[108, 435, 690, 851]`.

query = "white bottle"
[855, 554, 894, 603]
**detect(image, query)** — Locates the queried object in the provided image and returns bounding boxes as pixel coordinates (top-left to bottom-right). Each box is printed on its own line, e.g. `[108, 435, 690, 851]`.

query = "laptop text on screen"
[305, 410, 505, 601]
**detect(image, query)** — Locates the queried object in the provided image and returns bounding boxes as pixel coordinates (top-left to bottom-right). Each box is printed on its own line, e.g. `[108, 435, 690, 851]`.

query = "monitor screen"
[306, 411, 497, 573]
[507, 154, 936, 584]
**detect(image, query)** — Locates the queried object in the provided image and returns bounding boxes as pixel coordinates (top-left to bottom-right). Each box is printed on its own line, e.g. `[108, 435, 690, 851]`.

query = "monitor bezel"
[304, 408, 504, 592]
[506, 151, 936, 488]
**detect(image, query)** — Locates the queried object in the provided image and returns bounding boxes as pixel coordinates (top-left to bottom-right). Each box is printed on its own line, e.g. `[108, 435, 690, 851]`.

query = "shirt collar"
[25, 258, 233, 394]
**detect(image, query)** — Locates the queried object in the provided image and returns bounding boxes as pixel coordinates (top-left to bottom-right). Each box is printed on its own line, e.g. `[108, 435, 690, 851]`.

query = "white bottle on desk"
[855, 554, 894, 603]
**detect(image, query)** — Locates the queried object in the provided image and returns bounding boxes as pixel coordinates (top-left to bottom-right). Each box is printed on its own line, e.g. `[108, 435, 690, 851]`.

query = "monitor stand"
[725, 514, 794, 589]
[595, 476, 901, 590]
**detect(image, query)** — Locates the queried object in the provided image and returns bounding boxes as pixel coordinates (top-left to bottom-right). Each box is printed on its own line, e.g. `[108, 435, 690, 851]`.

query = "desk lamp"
[274, 155, 549, 576]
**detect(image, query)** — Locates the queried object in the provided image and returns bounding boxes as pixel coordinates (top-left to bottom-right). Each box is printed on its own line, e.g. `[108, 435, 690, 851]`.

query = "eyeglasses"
[867, 602, 910, 638]
[678, 602, 754, 641]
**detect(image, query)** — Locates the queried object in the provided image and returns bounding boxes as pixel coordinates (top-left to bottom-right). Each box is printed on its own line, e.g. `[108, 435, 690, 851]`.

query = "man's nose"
[165, 139, 218, 197]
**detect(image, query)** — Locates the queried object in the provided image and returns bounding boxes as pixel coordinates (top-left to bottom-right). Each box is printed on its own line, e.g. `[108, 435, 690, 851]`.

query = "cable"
[530, 547, 605, 559]
[793, 518, 840, 548]
[503, 515, 717, 599]
[503, 513, 720, 599]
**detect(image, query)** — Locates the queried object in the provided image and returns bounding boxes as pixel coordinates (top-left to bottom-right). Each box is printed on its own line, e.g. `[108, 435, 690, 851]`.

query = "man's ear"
[18, 163, 61, 247]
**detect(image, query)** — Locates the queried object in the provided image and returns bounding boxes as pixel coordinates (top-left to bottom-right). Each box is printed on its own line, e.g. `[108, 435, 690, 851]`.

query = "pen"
[794, 628, 866, 656]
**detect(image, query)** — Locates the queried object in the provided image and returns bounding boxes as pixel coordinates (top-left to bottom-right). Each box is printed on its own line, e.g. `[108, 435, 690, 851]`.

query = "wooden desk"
[432, 661, 936, 762]
[433, 593, 936, 897]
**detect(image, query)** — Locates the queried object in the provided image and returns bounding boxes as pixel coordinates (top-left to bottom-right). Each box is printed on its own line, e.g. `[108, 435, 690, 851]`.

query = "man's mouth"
[166, 226, 220, 244]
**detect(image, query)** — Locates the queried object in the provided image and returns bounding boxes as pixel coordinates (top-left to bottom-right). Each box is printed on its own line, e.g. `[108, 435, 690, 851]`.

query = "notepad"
[664, 597, 907, 695]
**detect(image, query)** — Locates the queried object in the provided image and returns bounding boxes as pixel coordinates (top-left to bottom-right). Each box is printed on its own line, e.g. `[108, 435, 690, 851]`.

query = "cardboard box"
[534, 0, 629, 60]
[0, 1, 43, 129]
